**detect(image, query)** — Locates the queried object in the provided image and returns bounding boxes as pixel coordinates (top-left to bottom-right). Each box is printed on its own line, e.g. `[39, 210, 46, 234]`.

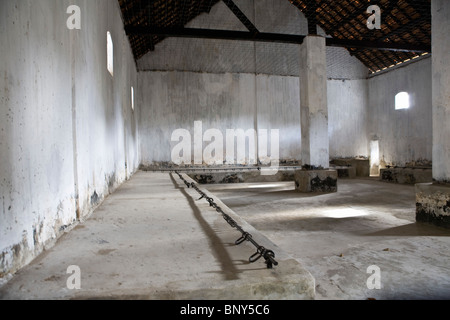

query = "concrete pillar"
[296, 35, 337, 192]
[416, 0, 450, 227]
[431, 0, 450, 182]
[299, 36, 329, 169]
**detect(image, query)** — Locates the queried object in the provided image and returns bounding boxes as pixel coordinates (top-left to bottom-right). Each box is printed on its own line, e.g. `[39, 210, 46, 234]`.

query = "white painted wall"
[0, 0, 75, 276]
[138, 71, 302, 166]
[137, 0, 370, 166]
[328, 79, 369, 158]
[256, 74, 301, 162]
[368, 58, 432, 167]
[138, 71, 256, 165]
[0, 0, 138, 276]
[72, 0, 139, 218]
[138, 70, 371, 166]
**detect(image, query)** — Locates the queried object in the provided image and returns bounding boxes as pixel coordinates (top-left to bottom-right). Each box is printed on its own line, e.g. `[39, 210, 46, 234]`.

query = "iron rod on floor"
[175, 171, 278, 269]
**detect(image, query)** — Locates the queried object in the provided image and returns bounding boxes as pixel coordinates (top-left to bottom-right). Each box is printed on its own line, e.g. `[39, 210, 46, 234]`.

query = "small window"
[131, 86, 135, 111]
[395, 92, 409, 110]
[107, 31, 114, 76]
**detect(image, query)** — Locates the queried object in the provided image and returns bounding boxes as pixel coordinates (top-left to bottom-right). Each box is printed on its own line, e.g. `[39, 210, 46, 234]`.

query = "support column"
[296, 35, 337, 193]
[416, 0, 450, 227]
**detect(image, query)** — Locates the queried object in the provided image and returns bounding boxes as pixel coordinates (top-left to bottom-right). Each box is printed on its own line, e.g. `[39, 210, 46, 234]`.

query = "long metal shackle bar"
[175, 171, 278, 269]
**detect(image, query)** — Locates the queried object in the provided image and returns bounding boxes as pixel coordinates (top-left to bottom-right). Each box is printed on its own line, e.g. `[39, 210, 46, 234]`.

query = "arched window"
[107, 31, 114, 77]
[131, 86, 135, 111]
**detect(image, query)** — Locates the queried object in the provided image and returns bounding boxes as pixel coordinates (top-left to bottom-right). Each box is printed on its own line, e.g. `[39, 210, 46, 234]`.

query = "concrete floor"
[0, 172, 314, 300]
[2, 172, 450, 300]
[206, 177, 450, 300]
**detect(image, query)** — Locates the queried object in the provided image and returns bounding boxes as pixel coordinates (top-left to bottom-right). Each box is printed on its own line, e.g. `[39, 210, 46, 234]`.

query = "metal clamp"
[249, 246, 278, 269]
[235, 232, 252, 245]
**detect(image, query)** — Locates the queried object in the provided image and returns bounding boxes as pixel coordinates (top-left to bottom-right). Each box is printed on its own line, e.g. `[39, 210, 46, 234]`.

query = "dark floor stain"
[97, 249, 116, 256]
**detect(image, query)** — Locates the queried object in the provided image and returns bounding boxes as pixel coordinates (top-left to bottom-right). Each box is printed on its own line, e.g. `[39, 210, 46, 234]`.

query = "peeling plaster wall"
[0, 0, 138, 276]
[72, 0, 139, 218]
[368, 58, 432, 167]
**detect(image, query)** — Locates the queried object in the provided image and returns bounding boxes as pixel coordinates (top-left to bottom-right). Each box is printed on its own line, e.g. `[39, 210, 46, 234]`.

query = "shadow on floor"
[364, 222, 450, 237]
[169, 173, 241, 281]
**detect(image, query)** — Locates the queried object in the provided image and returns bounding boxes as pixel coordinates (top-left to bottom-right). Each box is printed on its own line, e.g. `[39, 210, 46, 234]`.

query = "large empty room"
[1, 0, 449, 303]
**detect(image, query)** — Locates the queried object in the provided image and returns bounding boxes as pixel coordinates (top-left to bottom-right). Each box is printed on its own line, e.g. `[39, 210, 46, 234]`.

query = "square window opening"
[395, 92, 410, 110]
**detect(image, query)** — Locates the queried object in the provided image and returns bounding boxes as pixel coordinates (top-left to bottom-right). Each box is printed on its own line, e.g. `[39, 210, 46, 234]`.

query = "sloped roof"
[289, 0, 431, 72]
[119, 0, 220, 59]
[118, 0, 431, 73]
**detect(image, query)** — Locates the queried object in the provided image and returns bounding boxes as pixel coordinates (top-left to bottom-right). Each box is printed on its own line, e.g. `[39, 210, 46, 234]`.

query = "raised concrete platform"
[330, 158, 370, 177]
[295, 169, 338, 193]
[331, 166, 356, 179]
[188, 168, 298, 184]
[416, 182, 450, 228]
[0, 172, 315, 300]
[381, 167, 433, 184]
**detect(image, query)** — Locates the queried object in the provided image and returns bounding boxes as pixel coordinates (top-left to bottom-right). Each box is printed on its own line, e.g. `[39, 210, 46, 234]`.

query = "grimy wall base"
[416, 182, 450, 228]
[295, 170, 338, 193]
[381, 168, 433, 185]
